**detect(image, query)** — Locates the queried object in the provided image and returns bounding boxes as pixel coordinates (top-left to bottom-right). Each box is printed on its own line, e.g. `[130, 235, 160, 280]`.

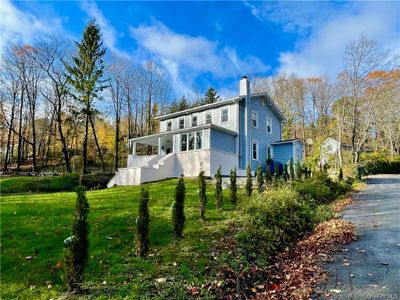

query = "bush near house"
[237, 172, 352, 266]
[364, 156, 400, 174]
[0, 173, 114, 194]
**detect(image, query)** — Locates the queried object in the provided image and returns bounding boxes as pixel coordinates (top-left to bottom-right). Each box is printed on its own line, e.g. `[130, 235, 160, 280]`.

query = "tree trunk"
[4, 97, 16, 171]
[57, 111, 72, 173]
[16, 89, 24, 172]
[82, 113, 89, 174]
[89, 116, 105, 172]
[113, 117, 120, 172]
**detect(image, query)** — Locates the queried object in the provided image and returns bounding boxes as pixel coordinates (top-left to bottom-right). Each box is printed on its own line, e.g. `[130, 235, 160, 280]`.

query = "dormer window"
[221, 108, 229, 123]
[166, 121, 172, 131]
[205, 112, 212, 124]
[179, 118, 185, 129]
[192, 115, 198, 127]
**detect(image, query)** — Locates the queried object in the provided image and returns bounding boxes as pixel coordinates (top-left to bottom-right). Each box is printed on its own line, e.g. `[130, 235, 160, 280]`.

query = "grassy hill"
[1, 174, 353, 299]
[1, 178, 240, 299]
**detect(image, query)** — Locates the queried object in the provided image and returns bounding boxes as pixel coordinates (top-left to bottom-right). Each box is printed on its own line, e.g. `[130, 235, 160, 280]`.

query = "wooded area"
[1, 22, 399, 175]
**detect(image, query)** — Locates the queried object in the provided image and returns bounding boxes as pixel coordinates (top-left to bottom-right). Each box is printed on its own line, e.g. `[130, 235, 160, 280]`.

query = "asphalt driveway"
[318, 174, 400, 300]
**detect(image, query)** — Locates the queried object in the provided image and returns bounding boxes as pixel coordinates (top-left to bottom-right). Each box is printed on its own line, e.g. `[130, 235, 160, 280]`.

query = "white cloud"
[129, 20, 269, 97]
[0, 0, 65, 56]
[80, 1, 129, 59]
[245, 1, 400, 77]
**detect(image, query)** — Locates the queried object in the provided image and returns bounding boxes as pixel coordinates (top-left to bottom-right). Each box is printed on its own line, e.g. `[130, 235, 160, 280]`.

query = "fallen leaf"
[156, 278, 167, 283]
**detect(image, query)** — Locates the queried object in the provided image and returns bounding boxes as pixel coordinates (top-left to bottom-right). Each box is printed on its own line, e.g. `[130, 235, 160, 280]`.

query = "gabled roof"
[156, 93, 286, 122]
[271, 138, 305, 147]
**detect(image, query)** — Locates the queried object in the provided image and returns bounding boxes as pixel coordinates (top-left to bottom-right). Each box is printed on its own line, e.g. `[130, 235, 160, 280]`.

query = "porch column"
[132, 142, 137, 155]
[158, 137, 161, 155]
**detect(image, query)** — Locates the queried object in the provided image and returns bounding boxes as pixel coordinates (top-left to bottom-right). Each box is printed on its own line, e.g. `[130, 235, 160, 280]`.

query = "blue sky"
[2, 1, 399, 99]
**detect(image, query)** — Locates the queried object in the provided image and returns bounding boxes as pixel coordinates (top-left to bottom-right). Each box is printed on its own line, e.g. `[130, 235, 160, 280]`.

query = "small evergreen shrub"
[64, 186, 89, 292]
[256, 164, 264, 193]
[136, 187, 150, 257]
[265, 164, 272, 186]
[198, 169, 207, 221]
[283, 163, 289, 181]
[172, 176, 185, 238]
[245, 164, 253, 197]
[289, 159, 295, 181]
[274, 162, 280, 181]
[295, 160, 302, 180]
[338, 167, 343, 181]
[215, 165, 223, 209]
[230, 168, 237, 205]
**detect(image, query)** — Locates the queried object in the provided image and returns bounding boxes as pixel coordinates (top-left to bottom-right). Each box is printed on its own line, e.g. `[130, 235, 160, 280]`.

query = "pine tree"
[198, 169, 207, 221]
[295, 160, 302, 180]
[283, 164, 289, 181]
[172, 176, 185, 238]
[256, 164, 264, 193]
[338, 167, 344, 181]
[64, 186, 89, 292]
[245, 164, 253, 197]
[289, 158, 295, 181]
[304, 166, 309, 179]
[136, 187, 150, 257]
[230, 168, 237, 205]
[66, 21, 107, 174]
[202, 87, 221, 105]
[215, 165, 223, 209]
[265, 166, 272, 187]
[274, 162, 280, 181]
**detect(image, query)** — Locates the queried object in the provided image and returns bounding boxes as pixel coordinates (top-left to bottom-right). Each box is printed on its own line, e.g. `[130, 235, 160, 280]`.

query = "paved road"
[318, 174, 400, 300]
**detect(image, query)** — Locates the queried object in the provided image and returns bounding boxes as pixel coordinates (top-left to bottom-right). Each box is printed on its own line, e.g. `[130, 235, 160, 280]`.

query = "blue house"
[108, 76, 304, 186]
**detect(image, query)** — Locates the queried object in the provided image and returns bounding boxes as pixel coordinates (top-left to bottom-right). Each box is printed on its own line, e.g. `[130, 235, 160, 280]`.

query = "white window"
[267, 146, 273, 159]
[188, 132, 195, 150]
[196, 131, 202, 149]
[221, 108, 229, 123]
[192, 115, 198, 127]
[179, 118, 185, 129]
[205, 112, 212, 124]
[260, 99, 265, 107]
[252, 140, 258, 160]
[266, 118, 272, 134]
[180, 131, 203, 152]
[181, 134, 187, 151]
[252, 111, 258, 128]
[166, 121, 172, 131]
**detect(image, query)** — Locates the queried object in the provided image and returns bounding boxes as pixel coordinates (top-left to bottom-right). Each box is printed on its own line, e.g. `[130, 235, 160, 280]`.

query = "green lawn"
[1, 178, 241, 299]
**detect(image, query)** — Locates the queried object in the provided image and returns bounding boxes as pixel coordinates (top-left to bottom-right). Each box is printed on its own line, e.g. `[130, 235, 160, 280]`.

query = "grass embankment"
[0, 173, 113, 194]
[1, 178, 239, 299]
[0, 173, 355, 299]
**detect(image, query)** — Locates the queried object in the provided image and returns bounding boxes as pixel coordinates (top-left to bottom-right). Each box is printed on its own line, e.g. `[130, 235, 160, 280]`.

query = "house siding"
[273, 143, 294, 165]
[273, 141, 304, 166]
[210, 129, 236, 154]
[248, 97, 282, 171]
